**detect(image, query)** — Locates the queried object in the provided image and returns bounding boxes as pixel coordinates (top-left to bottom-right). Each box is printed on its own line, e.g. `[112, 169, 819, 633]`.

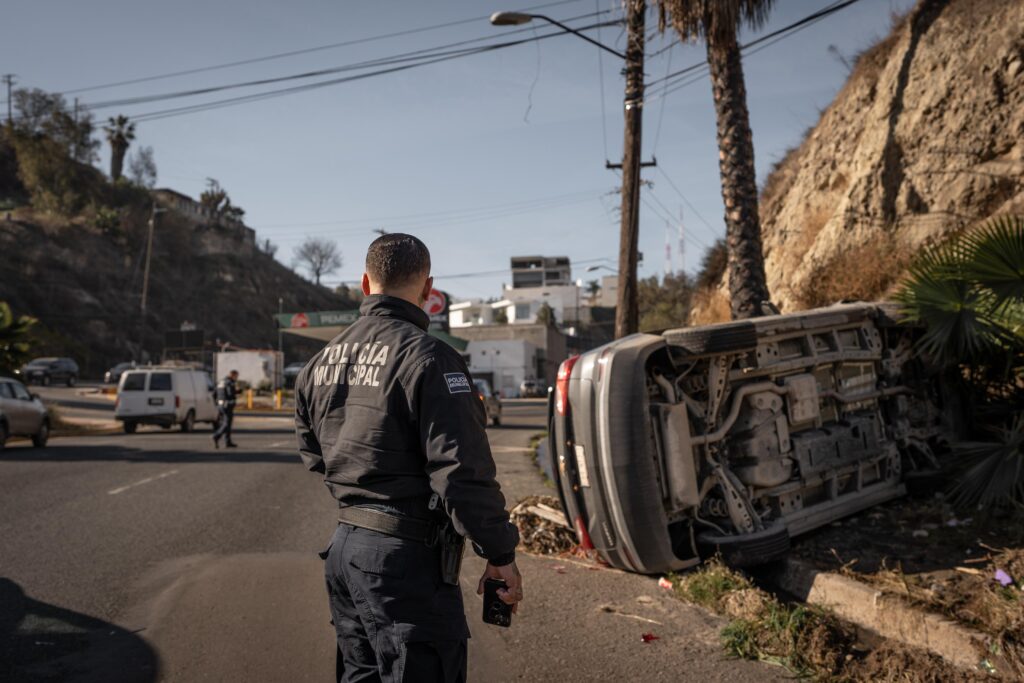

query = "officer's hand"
[477, 561, 523, 614]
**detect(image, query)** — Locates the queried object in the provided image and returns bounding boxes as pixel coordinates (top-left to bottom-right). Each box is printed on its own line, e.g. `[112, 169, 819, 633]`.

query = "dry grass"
[795, 233, 911, 309]
[666, 559, 991, 682]
[689, 287, 731, 325]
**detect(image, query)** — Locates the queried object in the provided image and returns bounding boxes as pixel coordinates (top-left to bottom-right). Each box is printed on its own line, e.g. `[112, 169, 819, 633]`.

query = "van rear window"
[149, 373, 172, 391]
[122, 373, 146, 391]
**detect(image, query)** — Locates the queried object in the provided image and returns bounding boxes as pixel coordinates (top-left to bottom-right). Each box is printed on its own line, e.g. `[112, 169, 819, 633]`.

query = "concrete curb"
[768, 559, 1010, 675]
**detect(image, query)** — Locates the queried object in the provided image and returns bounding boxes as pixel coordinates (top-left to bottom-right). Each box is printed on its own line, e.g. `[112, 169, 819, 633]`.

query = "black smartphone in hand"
[482, 578, 513, 627]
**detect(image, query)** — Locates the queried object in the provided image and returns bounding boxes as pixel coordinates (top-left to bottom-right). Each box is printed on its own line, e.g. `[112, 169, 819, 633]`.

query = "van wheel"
[32, 420, 50, 448]
[123, 421, 137, 434]
[180, 410, 195, 433]
[663, 321, 758, 355]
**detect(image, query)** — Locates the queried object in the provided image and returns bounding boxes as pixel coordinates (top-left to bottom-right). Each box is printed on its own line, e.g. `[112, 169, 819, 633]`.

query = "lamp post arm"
[529, 14, 626, 60]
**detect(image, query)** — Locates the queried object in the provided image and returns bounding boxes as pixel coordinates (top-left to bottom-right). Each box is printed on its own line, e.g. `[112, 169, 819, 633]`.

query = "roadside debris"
[640, 633, 659, 643]
[657, 577, 673, 590]
[510, 496, 577, 555]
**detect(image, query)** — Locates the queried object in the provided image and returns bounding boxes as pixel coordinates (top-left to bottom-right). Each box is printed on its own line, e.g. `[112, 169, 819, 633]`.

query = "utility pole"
[2, 74, 15, 123]
[611, 0, 650, 339]
[139, 204, 167, 360]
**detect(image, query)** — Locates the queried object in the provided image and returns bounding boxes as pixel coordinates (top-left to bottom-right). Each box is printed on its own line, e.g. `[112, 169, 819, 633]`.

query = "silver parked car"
[0, 377, 50, 448]
[548, 303, 953, 574]
[473, 378, 502, 426]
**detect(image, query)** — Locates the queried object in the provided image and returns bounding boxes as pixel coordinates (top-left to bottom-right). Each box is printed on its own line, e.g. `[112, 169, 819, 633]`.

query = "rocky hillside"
[0, 206, 355, 376]
[694, 0, 1024, 320]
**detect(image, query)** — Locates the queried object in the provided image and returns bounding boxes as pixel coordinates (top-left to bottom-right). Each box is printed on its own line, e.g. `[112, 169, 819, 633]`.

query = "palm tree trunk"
[706, 33, 770, 319]
[110, 141, 127, 181]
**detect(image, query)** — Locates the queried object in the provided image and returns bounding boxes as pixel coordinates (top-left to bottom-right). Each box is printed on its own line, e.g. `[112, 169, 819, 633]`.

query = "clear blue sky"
[2, 0, 912, 301]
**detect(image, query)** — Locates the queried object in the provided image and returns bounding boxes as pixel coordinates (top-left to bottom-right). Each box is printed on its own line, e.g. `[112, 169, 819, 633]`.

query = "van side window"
[149, 373, 172, 391]
[122, 373, 146, 391]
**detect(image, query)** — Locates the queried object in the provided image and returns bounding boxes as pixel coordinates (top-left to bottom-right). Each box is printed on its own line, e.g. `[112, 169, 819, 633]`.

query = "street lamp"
[491, 4, 647, 339]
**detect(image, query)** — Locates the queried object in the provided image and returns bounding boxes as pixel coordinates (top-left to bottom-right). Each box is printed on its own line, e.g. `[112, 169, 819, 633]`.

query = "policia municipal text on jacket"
[295, 233, 521, 683]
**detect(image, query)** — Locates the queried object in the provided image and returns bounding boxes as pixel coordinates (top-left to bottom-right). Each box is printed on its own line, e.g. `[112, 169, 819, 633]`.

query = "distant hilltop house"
[152, 187, 256, 256]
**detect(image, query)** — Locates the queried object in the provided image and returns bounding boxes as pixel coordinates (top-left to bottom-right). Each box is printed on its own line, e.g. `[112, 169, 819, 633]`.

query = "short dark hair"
[365, 234, 431, 288]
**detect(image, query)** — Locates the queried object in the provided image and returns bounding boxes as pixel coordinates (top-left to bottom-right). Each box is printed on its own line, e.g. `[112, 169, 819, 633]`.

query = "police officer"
[295, 234, 522, 682]
[212, 369, 238, 448]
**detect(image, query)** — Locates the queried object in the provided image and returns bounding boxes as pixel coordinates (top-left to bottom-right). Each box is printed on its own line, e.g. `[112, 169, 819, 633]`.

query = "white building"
[465, 339, 539, 398]
[449, 299, 498, 328]
[596, 274, 618, 307]
[493, 283, 586, 328]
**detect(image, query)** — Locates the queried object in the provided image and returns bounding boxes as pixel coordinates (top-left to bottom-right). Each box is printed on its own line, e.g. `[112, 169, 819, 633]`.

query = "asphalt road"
[0, 400, 784, 682]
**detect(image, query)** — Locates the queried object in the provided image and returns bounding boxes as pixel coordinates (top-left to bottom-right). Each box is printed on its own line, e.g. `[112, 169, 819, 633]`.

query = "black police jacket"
[294, 294, 519, 566]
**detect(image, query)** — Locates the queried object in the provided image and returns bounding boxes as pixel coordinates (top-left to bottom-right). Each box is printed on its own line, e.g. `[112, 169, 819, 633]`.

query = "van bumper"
[116, 413, 176, 427]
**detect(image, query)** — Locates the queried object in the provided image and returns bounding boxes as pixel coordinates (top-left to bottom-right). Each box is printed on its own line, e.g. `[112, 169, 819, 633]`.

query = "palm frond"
[895, 246, 1004, 361]
[659, 0, 776, 43]
[961, 215, 1024, 306]
[949, 415, 1024, 509]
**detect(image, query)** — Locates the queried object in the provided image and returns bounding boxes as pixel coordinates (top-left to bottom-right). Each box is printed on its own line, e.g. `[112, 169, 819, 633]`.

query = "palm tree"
[104, 115, 136, 181]
[897, 215, 1024, 510]
[659, 1, 773, 320]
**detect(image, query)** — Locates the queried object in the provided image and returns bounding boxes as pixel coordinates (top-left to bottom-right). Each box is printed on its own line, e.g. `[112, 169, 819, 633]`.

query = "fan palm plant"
[897, 215, 1024, 509]
[658, 0, 773, 320]
[104, 115, 135, 182]
[0, 301, 35, 375]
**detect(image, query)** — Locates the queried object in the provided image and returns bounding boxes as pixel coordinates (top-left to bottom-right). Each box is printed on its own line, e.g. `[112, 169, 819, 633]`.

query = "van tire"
[663, 322, 758, 355]
[180, 410, 195, 433]
[123, 421, 137, 434]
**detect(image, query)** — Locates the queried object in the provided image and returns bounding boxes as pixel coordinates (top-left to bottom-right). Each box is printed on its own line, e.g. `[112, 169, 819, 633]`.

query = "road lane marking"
[491, 446, 533, 453]
[266, 441, 291, 448]
[108, 469, 179, 495]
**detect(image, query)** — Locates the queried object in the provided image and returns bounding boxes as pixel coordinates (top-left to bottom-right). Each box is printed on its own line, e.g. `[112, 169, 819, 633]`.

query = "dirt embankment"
[0, 207, 354, 375]
[693, 0, 1024, 321]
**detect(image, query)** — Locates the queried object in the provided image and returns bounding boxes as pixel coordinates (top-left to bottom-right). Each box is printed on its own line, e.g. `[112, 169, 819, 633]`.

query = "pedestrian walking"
[212, 369, 238, 448]
[295, 234, 522, 682]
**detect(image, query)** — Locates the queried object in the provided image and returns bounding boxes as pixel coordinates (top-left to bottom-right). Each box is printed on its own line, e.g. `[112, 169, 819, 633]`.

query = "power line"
[46, 0, 590, 97]
[98, 20, 622, 124]
[655, 166, 718, 235]
[79, 9, 615, 114]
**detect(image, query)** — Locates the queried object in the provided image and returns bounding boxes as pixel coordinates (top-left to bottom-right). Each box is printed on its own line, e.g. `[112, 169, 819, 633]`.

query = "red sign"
[290, 312, 310, 328]
[423, 289, 447, 317]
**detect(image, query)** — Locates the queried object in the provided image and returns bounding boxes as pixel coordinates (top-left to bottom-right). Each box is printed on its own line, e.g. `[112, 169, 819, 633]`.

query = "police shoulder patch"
[444, 372, 471, 394]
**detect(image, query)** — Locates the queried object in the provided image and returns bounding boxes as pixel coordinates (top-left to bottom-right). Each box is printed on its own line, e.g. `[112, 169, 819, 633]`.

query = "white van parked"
[115, 368, 219, 434]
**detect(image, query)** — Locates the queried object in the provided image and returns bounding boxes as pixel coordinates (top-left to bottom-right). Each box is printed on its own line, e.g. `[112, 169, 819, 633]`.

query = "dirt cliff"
[693, 0, 1024, 320]
[0, 206, 355, 376]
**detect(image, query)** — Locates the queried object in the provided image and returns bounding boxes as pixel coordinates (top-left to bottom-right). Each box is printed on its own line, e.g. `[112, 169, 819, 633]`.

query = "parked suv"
[0, 377, 50, 448]
[19, 357, 79, 386]
[474, 378, 502, 426]
[115, 368, 219, 433]
[549, 303, 954, 574]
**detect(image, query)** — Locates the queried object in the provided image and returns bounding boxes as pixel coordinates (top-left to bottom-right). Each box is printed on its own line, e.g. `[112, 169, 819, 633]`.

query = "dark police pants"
[212, 405, 234, 442]
[323, 522, 470, 683]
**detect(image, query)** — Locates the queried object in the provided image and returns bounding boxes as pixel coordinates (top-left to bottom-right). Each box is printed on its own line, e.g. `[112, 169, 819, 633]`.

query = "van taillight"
[175, 395, 180, 408]
[574, 515, 594, 550]
[555, 355, 580, 416]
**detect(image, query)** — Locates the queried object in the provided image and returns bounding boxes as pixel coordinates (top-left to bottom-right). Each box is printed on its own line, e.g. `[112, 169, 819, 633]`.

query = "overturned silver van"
[548, 303, 954, 574]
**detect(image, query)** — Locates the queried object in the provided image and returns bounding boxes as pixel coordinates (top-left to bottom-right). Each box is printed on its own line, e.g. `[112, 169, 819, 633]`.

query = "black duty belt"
[338, 506, 439, 546]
